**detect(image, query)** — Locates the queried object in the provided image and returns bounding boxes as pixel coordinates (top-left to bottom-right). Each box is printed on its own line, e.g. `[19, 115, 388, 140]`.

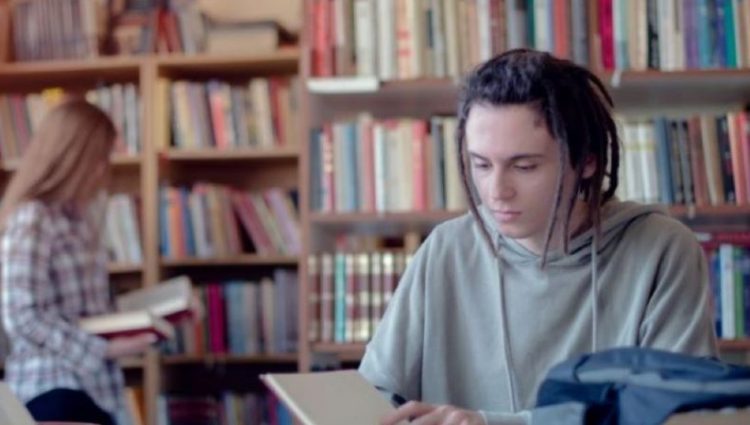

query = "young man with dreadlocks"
[359, 49, 718, 425]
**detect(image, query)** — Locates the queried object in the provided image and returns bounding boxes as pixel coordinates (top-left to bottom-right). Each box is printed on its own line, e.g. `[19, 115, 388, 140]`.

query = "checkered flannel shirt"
[1, 201, 124, 416]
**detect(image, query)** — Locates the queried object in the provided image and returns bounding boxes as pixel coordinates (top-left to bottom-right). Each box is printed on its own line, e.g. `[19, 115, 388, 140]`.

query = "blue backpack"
[532, 347, 750, 425]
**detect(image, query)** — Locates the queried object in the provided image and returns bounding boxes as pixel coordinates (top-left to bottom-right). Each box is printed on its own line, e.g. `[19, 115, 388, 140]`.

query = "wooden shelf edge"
[0, 48, 301, 74]
[155, 48, 300, 67]
[718, 339, 750, 351]
[163, 148, 299, 161]
[108, 263, 143, 274]
[118, 357, 145, 369]
[2, 154, 140, 172]
[312, 342, 367, 354]
[308, 210, 465, 224]
[306, 205, 750, 225]
[162, 353, 298, 365]
[161, 255, 299, 267]
[306, 69, 750, 94]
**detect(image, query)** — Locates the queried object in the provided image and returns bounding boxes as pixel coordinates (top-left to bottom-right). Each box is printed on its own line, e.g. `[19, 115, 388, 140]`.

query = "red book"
[688, 117, 710, 207]
[231, 191, 274, 255]
[599, 0, 614, 70]
[554, 0, 570, 58]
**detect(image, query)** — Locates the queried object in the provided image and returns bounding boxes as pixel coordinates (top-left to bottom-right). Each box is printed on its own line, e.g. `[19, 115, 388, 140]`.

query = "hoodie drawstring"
[496, 254, 519, 412]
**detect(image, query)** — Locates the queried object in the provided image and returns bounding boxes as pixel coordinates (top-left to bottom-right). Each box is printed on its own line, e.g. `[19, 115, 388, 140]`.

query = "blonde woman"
[0, 99, 155, 425]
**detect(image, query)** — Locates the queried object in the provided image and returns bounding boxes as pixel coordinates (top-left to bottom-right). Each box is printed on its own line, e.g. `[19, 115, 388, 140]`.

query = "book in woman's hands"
[116, 275, 193, 322]
[78, 275, 193, 340]
[260, 370, 408, 425]
[79, 310, 175, 340]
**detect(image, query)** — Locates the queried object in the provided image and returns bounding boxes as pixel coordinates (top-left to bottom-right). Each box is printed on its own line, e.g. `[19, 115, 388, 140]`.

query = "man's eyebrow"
[467, 152, 545, 161]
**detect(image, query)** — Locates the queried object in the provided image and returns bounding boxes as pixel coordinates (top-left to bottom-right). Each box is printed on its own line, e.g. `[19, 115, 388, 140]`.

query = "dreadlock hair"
[456, 49, 620, 266]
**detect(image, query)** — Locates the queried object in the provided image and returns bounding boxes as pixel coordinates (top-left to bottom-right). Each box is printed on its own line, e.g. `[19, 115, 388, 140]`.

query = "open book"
[260, 370, 408, 425]
[116, 275, 193, 321]
[79, 275, 193, 340]
[80, 310, 175, 340]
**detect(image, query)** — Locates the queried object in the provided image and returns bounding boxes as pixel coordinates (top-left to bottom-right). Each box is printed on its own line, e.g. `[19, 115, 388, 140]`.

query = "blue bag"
[532, 347, 750, 425]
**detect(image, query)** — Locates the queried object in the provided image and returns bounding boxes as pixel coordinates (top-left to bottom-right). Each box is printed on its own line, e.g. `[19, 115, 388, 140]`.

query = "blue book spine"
[180, 187, 196, 257]
[334, 254, 346, 343]
[654, 118, 675, 204]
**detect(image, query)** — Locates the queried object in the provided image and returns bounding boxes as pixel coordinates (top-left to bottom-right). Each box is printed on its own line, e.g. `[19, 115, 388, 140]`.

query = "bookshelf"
[0, 45, 303, 424]
[297, 0, 750, 376]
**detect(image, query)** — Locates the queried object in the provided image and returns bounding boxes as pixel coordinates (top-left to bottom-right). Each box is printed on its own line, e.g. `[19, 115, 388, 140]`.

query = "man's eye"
[515, 164, 538, 171]
[473, 162, 491, 170]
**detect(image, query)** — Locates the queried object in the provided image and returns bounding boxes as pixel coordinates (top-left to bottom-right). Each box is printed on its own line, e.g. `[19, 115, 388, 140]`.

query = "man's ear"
[582, 155, 596, 179]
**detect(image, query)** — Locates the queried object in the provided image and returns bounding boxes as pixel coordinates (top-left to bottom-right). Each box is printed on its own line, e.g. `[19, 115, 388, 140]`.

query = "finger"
[381, 401, 435, 425]
[411, 406, 456, 425]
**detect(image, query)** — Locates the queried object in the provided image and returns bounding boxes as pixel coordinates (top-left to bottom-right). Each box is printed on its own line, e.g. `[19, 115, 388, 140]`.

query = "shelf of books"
[298, 0, 750, 375]
[149, 46, 303, 425]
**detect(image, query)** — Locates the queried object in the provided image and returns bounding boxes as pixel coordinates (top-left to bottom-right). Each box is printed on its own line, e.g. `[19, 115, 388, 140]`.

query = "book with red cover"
[80, 310, 175, 340]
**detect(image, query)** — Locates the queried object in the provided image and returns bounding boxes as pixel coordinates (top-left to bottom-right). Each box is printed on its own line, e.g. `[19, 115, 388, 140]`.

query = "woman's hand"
[381, 401, 485, 425]
[105, 333, 157, 359]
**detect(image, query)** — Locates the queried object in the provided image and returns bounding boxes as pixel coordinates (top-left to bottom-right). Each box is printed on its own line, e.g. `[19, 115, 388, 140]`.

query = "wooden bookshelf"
[718, 340, 750, 351]
[0, 43, 303, 424]
[156, 49, 299, 77]
[119, 356, 146, 369]
[0, 56, 142, 90]
[162, 353, 298, 365]
[161, 255, 299, 268]
[311, 343, 366, 363]
[1, 154, 142, 172]
[163, 148, 299, 162]
[108, 263, 143, 275]
[308, 210, 464, 234]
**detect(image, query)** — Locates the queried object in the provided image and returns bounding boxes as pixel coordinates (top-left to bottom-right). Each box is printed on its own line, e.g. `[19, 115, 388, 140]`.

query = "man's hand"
[381, 401, 485, 425]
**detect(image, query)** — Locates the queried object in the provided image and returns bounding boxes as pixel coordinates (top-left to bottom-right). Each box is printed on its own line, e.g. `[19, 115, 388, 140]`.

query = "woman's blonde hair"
[0, 98, 116, 226]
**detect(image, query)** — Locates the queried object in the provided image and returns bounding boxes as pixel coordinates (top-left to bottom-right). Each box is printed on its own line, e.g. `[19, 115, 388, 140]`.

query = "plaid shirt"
[1, 201, 124, 416]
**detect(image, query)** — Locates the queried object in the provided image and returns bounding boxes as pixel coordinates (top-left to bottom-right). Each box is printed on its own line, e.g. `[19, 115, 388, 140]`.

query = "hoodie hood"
[479, 199, 668, 266]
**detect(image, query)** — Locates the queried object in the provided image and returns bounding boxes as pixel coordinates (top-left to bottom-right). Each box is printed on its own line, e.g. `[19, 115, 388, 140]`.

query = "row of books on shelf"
[166, 77, 300, 151]
[307, 251, 410, 344]
[705, 233, 750, 340]
[10, 0, 100, 61]
[0, 85, 141, 162]
[163, 271, 298, 356]
[159, 184, 301, 259]
[309, 116, 467, 213]
[596, 0, 750, 71]
[111, 0, 205, 57]
[617, 112, 750, 207]
[310, 0, 750, 79]
[104, 193, 143, 265]
[309, 0, 589, 79]
[157, 391, 293, 425]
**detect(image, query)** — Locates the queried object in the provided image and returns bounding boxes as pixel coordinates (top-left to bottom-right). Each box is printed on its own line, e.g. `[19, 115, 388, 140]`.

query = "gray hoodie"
[358, 200, 718, 424]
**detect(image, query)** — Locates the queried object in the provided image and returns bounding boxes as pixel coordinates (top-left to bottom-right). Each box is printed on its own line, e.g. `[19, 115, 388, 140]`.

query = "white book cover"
[116, 275, 192, 320]
[261, 370, 407, 425]
[0, 382, 35, 425]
